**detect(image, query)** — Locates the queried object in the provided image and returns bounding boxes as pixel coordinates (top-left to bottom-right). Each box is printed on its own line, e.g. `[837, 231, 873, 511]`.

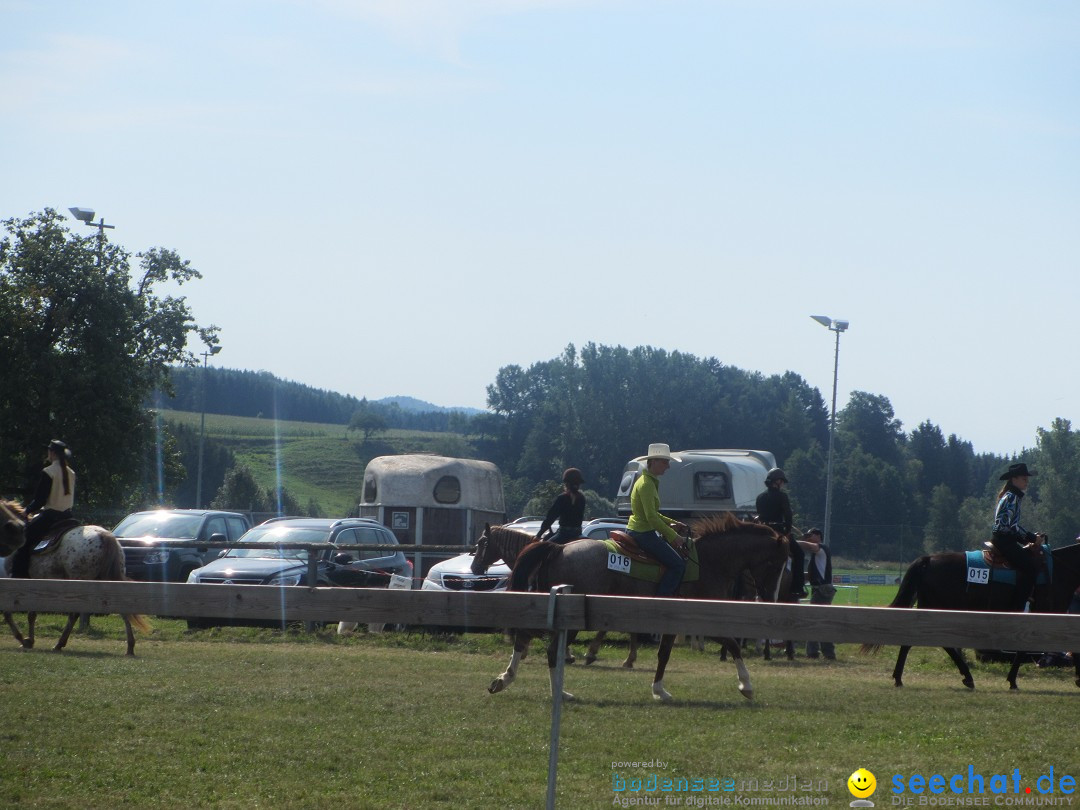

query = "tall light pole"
[68, 207, 115, 266]
[196, 345, 223, 508]
[811, 315, 849, 547]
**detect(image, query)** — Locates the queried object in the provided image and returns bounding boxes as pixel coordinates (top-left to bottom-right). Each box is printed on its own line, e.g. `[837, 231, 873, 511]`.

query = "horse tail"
[100, 530, 153, 634]
[860, 556, 928, 655]
[510, 541, 563, 591]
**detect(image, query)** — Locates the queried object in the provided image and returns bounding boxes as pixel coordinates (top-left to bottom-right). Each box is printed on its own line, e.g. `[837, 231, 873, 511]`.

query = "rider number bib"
[966, 566, 990, 585]
[607, 552, 632, 574]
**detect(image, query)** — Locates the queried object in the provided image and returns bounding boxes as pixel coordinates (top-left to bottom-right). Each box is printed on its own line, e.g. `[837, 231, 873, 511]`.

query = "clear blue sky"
[3, 1, 1077, 457]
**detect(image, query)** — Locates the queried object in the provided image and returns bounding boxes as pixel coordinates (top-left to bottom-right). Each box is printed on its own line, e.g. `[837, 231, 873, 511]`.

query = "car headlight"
[143, 551, 170, 565]
[267, 571, 303, 586]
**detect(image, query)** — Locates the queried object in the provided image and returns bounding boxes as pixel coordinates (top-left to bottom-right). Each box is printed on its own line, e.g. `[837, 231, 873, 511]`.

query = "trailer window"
[695, 472, 730, 500]
[433, 475, 461, 504]
[363, 476, 377, 503]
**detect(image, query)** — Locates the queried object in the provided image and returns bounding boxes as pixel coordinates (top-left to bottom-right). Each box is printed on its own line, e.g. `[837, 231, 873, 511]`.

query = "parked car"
[114, 509, 251, 583]
[420, 517, 629, 594]
[186, 517, 412, 628]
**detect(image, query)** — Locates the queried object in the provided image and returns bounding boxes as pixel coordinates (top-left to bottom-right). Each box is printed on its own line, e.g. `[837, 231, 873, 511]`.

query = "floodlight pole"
[196, 345, 223, 508]
[67, 207, 115, 266]
[811, 316, 849, 548]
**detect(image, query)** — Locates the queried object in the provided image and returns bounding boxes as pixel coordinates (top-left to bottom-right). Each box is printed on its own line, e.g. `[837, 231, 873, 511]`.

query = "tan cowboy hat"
[644, 443, 681, 462]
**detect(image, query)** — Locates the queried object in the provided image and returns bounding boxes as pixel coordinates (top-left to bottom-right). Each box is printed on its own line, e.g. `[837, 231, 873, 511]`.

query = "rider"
[12, 440, 76, 578]
[536, 467, 587, 544]
[756, 467, 806, 598]
[625, 443, 688, 597]
[991, 462, 1044, 611]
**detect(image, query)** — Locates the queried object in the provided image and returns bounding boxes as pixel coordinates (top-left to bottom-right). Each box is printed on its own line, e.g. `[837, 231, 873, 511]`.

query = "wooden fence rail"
[1, 579, 1078, 651]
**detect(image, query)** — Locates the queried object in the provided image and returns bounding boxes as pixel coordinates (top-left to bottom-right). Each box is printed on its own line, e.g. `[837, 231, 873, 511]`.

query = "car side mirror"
[201, 532, 228, 554]
[333, 552, 355, 565]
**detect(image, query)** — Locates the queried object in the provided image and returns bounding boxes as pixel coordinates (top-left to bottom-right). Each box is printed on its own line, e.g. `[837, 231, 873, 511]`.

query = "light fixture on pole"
[68, 207, 115, 266]
[196, 345, 223, 508]
[811, 315, 849, 548]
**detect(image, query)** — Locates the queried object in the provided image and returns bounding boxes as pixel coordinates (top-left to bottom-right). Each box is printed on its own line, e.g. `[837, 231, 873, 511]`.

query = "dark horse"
[487, 513, 789, 702]
[862, 542, 1080, 689]
[0, 500, 150, 655]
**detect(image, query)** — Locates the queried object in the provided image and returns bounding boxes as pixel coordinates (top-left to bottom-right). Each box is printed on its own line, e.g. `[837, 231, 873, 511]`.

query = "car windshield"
[225, 526, 332, 560]
[114, 513, 202, 539]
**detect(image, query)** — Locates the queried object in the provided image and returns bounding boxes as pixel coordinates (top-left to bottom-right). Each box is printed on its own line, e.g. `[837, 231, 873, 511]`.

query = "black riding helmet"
[562, 468, 585, 487]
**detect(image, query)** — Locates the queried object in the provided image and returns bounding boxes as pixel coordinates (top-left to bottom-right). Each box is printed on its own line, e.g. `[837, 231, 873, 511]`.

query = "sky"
[2, 0, 1077, 457]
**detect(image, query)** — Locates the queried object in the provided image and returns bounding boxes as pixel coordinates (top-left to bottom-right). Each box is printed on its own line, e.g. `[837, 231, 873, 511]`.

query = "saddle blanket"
[965, 545, 1051, 587]
[599, 538, 699, 584]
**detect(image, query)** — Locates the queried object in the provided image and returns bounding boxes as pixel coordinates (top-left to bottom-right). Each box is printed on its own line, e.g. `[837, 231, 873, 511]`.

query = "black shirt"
[540, 492, 586, 535]
[755, 487, 792, 535]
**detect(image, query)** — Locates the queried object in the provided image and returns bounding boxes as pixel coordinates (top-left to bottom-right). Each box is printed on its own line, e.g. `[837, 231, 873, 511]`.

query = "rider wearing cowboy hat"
[12, 440, 76, 578]
[991, 462, 1045, 611]
[537, 467, 587, 544]
[625, 443, 688, 597]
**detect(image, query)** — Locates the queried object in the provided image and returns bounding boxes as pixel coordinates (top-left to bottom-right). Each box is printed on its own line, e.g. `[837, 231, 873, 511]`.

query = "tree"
[348, 398, 388, 442]
[0, 209, 216, 508]
[1034, 418, 1080, 545]
[923, 484, 962, 553]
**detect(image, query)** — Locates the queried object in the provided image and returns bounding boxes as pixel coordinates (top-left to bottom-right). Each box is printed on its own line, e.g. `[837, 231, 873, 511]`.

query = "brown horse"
[0, 500, 150, 655]
[488, 513, 789, 702]
[862, 542, 1080, 689]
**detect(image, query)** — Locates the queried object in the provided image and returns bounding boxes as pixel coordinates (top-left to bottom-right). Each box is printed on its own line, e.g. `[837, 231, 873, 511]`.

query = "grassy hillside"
[161, 409, 475, 517]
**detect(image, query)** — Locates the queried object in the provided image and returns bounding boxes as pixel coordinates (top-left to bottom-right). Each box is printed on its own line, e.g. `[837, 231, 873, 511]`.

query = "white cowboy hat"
[644, 443, 681, 462]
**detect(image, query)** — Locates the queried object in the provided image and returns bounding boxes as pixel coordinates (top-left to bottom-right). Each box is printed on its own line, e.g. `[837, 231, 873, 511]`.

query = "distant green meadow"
[1, 615, 1076, 809]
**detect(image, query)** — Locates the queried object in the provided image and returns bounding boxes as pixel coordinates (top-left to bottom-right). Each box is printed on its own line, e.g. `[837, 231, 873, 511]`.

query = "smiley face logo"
[847, 768, 877, 798]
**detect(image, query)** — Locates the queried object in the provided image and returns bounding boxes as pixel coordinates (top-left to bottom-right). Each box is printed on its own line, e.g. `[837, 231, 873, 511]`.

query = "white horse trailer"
[614, 449, 776, 521]
[358, 455, 506, 577]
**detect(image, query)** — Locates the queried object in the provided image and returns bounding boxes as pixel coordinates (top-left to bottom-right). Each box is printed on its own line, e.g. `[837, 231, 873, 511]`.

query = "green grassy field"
[162, 410, 473, 516]
[1, 615, 1076, 809]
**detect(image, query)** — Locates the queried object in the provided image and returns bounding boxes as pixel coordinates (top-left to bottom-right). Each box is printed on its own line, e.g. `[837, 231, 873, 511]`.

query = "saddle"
[606, 530, 657, 565]
[30, 519, 81, 554]
[979, 540, 1045, 570]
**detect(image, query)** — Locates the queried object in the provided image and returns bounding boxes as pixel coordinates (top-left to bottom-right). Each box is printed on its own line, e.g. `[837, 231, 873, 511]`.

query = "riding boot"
[11, 542, 31, 578]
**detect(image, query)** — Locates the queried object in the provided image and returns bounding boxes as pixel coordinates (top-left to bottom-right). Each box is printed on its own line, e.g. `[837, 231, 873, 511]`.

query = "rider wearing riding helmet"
[756, 467, 806, 598]
[12, 440, 76, 578]
[537, 467, 587, 544]
[991, 462, 1045, 611]
[626, 443, 688, 597]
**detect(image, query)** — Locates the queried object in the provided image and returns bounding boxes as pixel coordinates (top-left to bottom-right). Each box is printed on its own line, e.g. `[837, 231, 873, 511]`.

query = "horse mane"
[691, 512, 777, 541]
[489, 525, 537, 561]
[0, 499, 26, 523]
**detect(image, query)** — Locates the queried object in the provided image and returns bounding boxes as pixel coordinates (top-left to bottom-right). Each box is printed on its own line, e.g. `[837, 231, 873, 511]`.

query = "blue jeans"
[628, 530, 686, 596]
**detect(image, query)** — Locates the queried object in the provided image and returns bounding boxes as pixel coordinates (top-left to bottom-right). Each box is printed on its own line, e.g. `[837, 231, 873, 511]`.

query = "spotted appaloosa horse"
[488, 513, 789, 703]
[0, 500, 150, 655]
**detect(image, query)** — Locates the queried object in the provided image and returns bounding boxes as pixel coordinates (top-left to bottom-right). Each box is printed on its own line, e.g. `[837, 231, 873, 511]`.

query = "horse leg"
[892, 646, 911, 687]
[3, 612, 29, 649]
[623, 633, 638, 669]
[943, 647, 975, 689]
[489, 631, 531, 694]
[1006, 651, 1025, 691]
[720, 637, 754, 700]
[785, 640, 795, 661]
[584, 631, 604, 665]
[122, 615, 137, 656]
[547, 630, 577, 701]
[652, 633, 677, 702]
[53, 612, 80, 652]
[763, 638, 771, 661]
[1073, 653, 1080, 689]
[25, 611, 37, 649]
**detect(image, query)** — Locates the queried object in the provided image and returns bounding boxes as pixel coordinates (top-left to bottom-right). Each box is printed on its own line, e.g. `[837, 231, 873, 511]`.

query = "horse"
[487, 513, 789, 702]
[0, 500, 150, 655]
[861, 542, 1080, 690]
[473, 523, 663, 668]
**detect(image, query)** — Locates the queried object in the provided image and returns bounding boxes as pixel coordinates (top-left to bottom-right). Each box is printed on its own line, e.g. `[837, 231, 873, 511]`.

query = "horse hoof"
[894, 679, 903, 688]
[488, 679, 506, 694]
[565, 654, 575, 665]
[1008, 682, 1019, 691]
[20, 640, 33, 650]
[561, 691, 575, 701]
[963, 678, 974, 690]
[652, 687, 673, 703]
[739, 688, 753, 700]
[584, 655, 597, 666]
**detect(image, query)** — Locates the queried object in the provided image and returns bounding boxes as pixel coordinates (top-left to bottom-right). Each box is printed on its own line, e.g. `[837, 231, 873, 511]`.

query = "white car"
[420, 517, 627, 593]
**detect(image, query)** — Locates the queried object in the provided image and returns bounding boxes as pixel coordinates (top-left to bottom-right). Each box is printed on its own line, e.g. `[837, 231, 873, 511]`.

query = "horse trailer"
[614, 448, 776, 521]
[358, 454, 506, 577]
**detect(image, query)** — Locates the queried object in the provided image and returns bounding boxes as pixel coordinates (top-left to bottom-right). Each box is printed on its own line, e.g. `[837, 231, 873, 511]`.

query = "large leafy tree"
[0, 208, 216, 509]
